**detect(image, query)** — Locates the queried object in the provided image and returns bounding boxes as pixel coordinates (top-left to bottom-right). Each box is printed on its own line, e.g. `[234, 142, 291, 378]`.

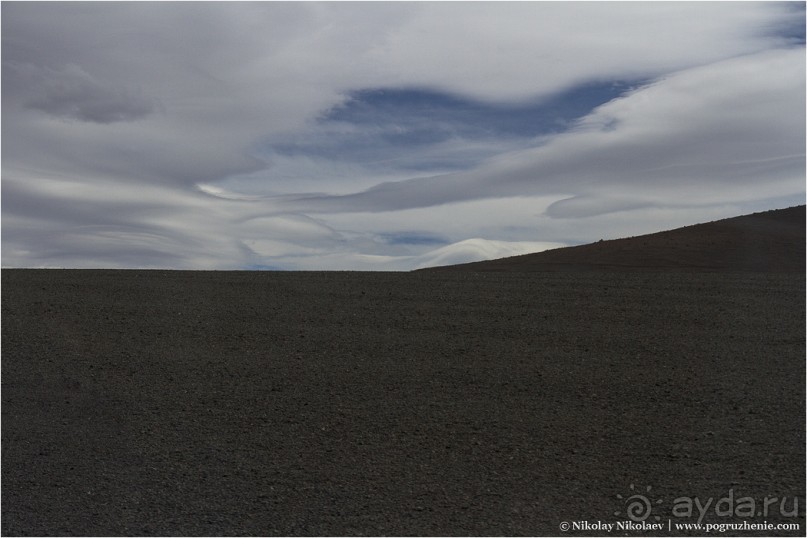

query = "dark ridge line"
[419, 205, 806, 272]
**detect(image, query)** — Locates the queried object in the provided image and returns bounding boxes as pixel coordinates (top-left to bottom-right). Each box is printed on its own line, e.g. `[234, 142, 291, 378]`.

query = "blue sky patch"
[379, 231, 449, 246]
[327, 82, 641, 138]
[263, 80, 643, 173]
[770, 3, 806, 45]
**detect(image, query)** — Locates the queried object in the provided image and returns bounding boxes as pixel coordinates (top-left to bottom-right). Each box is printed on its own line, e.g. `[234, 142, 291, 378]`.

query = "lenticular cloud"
[1, 2, 804, 270]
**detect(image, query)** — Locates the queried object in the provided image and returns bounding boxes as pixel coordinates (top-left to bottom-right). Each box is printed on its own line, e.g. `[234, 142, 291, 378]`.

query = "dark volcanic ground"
[2, 269, 805, 536]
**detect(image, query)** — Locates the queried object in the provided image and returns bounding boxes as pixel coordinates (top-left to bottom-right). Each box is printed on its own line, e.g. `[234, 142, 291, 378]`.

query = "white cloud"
[282, 48, 804, 218]
[407, 239, 565, 270]
[2, 2, 804, 270]
[371, 1, 799, 101]
[259, 238, 565, 272]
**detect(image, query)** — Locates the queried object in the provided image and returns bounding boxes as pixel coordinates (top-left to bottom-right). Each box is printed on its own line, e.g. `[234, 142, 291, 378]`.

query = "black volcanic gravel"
[2, 269, 804, 536]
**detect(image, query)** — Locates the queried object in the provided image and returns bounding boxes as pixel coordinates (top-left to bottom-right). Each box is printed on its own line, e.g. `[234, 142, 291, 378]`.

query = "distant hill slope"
[422, 205, 805, 272]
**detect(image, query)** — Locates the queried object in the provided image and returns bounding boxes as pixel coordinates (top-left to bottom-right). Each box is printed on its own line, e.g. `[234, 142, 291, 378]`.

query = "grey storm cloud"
[17, 63, 159, 123]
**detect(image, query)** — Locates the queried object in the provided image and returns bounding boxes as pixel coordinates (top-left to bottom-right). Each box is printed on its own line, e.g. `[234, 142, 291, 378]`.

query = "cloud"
[1, 2, 804, 270]
[9, 63, 159, 123]
[407, 239, 566, 271]
[1, 173, 248, 269]
[365, 1, 802, 101]
[256, 237, 566, 272]
[380, 232, 448, 247]
[277, 48, 804, 218]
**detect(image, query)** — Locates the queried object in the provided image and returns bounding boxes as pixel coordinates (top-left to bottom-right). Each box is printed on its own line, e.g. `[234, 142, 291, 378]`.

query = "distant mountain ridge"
[421, 205, 805, 272]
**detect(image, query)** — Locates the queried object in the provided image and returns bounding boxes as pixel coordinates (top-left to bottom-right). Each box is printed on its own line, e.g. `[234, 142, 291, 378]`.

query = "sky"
[2, 1, 805, 271]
